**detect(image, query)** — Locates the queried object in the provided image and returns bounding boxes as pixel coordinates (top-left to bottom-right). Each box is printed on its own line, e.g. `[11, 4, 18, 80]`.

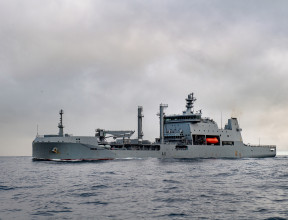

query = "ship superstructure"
[162, 93, 242, 147]
[32, 93, 276, 161]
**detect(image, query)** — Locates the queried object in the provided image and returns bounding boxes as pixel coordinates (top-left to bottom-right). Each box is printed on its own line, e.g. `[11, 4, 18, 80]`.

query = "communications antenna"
[58, 109, 64, 136]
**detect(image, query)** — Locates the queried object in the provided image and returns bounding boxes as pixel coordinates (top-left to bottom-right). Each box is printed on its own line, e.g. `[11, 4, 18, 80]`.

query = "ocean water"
[1, 156, 288, 220]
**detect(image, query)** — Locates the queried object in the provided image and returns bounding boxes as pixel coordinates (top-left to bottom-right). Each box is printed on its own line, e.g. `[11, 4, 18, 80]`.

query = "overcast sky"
[1, 0, 288, 156]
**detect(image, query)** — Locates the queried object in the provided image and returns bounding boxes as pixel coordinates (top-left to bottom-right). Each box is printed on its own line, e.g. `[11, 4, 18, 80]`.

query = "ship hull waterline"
[32, 142, 276, 161]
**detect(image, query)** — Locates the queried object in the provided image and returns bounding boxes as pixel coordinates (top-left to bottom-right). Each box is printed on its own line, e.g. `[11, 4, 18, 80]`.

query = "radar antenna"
[185, 93, 196, 114]
[58, 109, 64, 136]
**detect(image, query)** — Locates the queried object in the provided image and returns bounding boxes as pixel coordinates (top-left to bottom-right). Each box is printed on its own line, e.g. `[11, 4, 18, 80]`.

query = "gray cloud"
[1, 0, 288, 155]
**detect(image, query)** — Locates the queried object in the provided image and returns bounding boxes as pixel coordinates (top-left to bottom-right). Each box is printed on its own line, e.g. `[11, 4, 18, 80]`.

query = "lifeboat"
[206, 137, 219, 144]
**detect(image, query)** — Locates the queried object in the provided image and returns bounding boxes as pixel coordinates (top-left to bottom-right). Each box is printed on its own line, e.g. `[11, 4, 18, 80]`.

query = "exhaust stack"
[138, 106, 144, 144]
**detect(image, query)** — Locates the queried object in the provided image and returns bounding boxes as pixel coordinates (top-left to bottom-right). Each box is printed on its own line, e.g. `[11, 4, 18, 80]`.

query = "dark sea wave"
[1, 156, 288, 219]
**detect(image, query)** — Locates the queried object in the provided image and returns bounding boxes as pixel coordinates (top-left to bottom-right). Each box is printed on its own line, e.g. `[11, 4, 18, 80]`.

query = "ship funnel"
[58, 109, 64, 136]
[138, 106, 144, 144]
[159, 104, 168, 144]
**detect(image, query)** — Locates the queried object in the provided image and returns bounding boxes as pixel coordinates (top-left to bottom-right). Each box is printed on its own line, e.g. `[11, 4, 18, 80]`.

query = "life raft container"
[206, 137, 219, 144]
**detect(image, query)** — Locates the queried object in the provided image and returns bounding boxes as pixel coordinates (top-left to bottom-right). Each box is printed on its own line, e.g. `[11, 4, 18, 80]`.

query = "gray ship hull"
[32, 93, 276, 161]
[33, 139, 276, 161]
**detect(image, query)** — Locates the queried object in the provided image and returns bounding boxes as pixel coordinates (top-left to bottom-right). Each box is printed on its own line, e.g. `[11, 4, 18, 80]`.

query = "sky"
[1, 0, 288, 156]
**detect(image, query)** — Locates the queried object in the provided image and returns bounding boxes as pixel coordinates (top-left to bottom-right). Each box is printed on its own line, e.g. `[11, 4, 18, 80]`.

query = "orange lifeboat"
[206, 137, 219, 144]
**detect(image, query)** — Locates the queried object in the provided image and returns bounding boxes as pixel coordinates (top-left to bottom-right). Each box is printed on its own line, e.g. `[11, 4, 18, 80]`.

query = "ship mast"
[184, 93, 196, 114]
[58, 109, 64, 136]
[159, 104, 168, 144]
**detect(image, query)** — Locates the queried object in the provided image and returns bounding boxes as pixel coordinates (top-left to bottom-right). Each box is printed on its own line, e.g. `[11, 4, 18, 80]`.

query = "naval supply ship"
[32, 93, 276, 161]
